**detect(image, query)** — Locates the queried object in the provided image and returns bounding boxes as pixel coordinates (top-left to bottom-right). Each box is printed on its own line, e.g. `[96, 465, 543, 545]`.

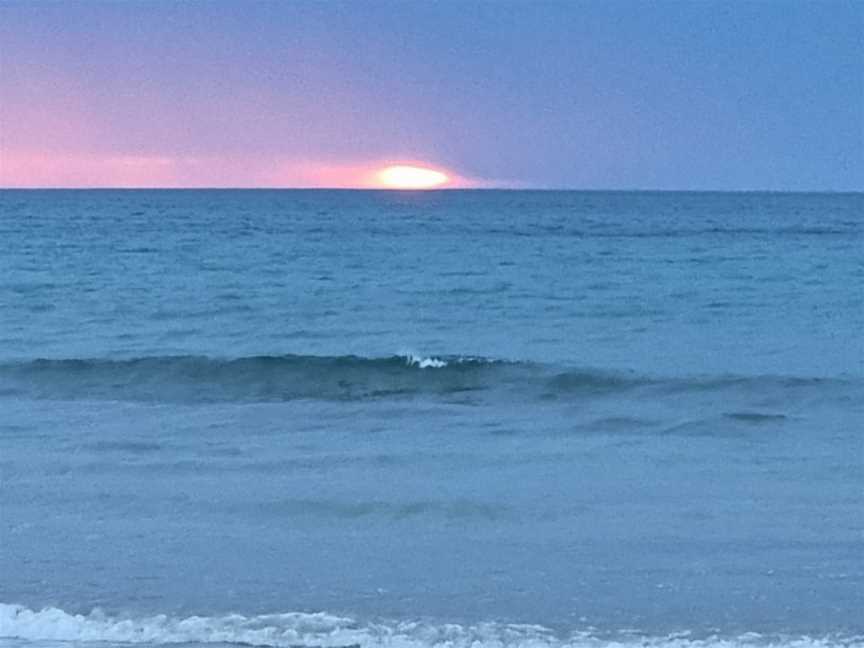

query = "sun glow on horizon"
[375, 165, 449, 189]
[0, 154, 480, 189]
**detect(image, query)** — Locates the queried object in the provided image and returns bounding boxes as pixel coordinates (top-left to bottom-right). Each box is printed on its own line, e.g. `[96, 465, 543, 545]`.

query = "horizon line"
[1, 186, 862, 194]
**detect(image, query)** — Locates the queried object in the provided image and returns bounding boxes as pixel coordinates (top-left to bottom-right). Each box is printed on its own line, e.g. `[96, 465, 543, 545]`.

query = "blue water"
[1, 190, 862, 648]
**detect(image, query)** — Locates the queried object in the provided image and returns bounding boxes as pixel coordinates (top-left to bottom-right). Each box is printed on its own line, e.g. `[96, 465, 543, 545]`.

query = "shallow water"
[1, 190, 862, 647]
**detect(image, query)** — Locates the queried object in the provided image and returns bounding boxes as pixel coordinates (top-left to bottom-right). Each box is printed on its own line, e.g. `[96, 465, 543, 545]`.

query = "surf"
[1, 604, 860, 648]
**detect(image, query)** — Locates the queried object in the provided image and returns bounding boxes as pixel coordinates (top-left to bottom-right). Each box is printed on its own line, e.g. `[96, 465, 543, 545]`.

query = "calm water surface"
[1, 190, 862, 648]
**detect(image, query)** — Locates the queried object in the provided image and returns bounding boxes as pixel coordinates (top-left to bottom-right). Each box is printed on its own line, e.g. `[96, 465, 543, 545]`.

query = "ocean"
[0, 190, 862, 648]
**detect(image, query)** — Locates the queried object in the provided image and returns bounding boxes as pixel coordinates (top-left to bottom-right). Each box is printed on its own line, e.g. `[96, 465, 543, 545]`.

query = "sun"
[375, 165, 449, 189]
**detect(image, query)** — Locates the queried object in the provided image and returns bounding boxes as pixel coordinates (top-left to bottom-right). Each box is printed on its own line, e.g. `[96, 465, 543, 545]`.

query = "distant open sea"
[1, 190, 862, 648]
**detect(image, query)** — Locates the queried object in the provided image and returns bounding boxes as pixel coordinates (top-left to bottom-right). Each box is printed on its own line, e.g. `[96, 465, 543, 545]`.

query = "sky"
[0, 0, 862, 190]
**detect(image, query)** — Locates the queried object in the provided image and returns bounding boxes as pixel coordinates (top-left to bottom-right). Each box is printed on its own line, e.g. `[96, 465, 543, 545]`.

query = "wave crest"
[0, 354, 501, 403]
[0, 354, 855, 404]
[0, 604, 859, 648]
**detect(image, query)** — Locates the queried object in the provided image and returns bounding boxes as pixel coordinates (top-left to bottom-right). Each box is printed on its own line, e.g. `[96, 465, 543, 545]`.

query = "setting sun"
[376, 165, 449, 189]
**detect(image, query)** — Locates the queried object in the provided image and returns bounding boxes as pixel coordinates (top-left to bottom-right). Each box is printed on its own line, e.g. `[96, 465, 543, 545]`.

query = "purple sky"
[1, 1, 862, 189]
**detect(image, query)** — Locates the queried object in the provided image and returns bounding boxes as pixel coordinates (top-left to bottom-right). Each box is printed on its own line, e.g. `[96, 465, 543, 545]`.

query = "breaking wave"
[0, 604, 859, 648]
[0, 353, 856, 404]
[0, 354, 508, 402]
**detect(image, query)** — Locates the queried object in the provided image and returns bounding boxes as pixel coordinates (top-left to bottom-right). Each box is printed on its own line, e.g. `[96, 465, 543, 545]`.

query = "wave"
[0, 354, 508, 403]
[589, 226, 857, 239]
[0, 353, 637, 403]
[0, 604, 859, 648]
[0, 353, 856, 404]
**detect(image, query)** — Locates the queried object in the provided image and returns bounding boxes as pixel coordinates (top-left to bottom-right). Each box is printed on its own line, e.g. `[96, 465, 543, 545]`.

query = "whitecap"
[0, 604, 860, 648]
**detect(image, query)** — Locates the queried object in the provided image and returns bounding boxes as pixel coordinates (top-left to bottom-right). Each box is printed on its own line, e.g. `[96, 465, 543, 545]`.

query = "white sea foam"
[0, 604, 859, 648]
[402, 353, 448, 369]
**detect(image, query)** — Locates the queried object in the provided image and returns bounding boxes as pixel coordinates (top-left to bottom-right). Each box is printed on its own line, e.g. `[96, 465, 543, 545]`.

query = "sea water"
[0, 190, 862, 648]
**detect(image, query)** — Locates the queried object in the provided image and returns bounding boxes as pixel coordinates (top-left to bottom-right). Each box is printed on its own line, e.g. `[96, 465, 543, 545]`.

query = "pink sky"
[2, 2, 860, 190]
[0, 153, 480, 189]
